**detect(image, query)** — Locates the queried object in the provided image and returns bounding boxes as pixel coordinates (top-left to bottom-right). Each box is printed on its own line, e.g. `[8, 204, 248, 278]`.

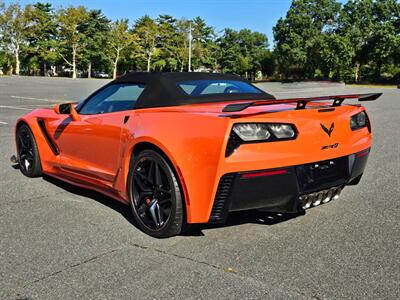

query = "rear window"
[177, 80, 262, 96]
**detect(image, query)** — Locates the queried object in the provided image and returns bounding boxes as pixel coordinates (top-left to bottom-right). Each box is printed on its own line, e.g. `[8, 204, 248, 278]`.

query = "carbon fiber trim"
[37, 118, 59, 155]
[225, 131, 241, 157]
[208, 173, 235, 223]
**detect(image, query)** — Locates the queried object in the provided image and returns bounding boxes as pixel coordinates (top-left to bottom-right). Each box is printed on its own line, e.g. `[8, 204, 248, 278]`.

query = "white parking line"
[0, 105, 32, 111]
[0, 121, 8, 125]
[11, 95, 59, 102]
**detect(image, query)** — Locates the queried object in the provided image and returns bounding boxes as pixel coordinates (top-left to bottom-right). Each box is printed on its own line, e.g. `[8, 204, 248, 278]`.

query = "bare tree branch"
[59, 53, 73, 67]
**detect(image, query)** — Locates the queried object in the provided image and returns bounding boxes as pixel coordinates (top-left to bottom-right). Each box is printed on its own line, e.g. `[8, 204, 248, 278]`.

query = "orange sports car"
[13, 72, 381, 237]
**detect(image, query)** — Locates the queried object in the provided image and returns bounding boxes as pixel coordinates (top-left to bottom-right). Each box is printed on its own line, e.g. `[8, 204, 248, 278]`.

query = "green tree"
[190, 17, 216, 71]
[320, 33, 355, 80]
[273, 0, 341, 79]
[155, 16, 218, 72]
[218, 28, 270, 78]
[25, 2, 57, 76]
[107, 19, 135, 79]
[0, 2, 31, 75]
[0, 49, 13, 75]
[79, 9, 110, 77]
[133, 15, 159, 72]
[365, 0, 399, 78]
[338, 0, 374, 81]
[57, 6, 89, 79]
[368, 23, 399, 78]
[157, 14, 178, 71]
[339, 0, 400, 81]
[260, 51, 275, 78]
[173, 19, 191, 72]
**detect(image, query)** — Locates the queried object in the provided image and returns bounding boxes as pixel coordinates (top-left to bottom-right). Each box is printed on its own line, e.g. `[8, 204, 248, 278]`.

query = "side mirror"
[54, 103, 80, 121]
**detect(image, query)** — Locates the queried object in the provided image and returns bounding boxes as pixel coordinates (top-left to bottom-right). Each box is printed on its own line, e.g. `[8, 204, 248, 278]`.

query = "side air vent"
[208, 173, 235, 223]
[37, 118, 60, 155]
[365, 113, 371, 133]
[225, 131, 242, 157]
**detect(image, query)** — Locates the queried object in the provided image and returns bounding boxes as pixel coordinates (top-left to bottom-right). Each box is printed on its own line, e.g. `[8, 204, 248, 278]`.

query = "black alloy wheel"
[16, 124, 42, 177]
[128, 150, 184, 238]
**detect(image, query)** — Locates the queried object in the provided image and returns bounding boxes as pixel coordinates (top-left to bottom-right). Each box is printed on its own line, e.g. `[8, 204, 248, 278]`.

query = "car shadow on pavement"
[42, 175, 138, 227]
[42, 175, 305, 237]
[183, 210, 305, 236]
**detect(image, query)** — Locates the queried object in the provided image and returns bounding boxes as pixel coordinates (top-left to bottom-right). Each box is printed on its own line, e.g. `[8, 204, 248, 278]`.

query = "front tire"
[128, 150, 184, 238]
[16, 124, 42, 178]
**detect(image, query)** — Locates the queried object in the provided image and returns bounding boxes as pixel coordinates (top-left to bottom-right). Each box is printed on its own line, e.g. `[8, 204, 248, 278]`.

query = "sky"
[6, 0, 348, 45]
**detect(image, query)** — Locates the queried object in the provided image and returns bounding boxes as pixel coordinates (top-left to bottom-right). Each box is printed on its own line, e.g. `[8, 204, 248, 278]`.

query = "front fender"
[15, 109, 60, 173]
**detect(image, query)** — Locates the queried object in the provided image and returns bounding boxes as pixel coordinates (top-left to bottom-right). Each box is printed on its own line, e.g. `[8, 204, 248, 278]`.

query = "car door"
[54, 83, 145, 185]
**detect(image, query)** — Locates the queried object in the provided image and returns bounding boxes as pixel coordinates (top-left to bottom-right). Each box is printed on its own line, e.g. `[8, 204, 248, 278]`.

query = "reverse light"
[232, 123, 296, 142]
[268, 124, 296, 139]
[233, 124, 271, 141]
[350, 111, 368, 130]
[226, 123, 297, 156]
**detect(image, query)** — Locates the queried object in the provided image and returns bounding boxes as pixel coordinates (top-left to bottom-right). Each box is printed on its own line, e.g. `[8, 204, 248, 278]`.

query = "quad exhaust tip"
[299, 187, 341, 210]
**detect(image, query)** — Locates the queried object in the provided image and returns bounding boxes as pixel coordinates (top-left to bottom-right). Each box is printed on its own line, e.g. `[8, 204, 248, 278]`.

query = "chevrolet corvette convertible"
[13, 72, 381, 237]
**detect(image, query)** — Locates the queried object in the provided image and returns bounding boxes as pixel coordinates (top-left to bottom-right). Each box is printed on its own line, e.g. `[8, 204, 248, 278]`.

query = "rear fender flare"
[119, 137, 192, 221]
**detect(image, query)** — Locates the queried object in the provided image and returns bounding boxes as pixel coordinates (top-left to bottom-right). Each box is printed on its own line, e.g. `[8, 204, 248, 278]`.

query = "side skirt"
[43, 170, 129, 205]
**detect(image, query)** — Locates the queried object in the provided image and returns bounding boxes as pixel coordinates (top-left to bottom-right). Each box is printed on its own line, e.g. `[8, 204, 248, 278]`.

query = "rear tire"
[16, 124, 42, 178]
[128, 150, 184, 238]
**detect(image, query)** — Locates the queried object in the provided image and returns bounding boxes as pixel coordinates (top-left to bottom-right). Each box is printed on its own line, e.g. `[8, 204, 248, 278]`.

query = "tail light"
[226, 123, 297, 157]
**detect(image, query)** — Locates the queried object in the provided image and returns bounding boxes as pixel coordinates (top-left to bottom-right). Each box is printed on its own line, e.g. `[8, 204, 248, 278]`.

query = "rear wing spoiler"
[222, 93, 382, 113]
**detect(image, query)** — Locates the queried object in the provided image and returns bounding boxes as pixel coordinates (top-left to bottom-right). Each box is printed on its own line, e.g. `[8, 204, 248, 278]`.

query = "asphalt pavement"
[0, 76, 399, 299]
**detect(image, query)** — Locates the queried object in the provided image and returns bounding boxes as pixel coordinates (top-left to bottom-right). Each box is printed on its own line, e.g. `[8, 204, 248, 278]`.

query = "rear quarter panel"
[120, 110, 230, 223]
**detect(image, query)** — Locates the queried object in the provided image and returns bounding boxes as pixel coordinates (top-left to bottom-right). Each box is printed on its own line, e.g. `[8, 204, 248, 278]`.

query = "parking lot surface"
[0, 77, 399, 299]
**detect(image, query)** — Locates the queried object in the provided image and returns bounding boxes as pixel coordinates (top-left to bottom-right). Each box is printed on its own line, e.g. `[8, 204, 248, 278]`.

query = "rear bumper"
[208, 148, 370, 223]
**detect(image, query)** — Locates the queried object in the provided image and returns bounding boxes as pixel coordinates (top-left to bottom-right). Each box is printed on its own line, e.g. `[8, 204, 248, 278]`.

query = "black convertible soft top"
[112, 72, 275, 108]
